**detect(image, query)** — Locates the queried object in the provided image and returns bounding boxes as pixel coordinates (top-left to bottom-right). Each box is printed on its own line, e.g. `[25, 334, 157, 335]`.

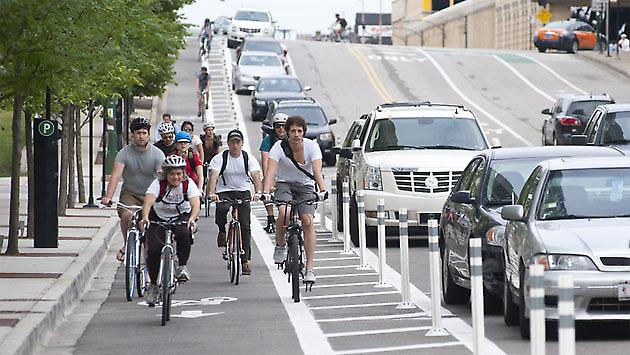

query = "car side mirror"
[541, 108, 552, 115]
[247, 85, 256, 91]
[570, 134, 587, 145]
[501, 205, 524, 221]
[450, 190, 475, 204]
[303, 86, 312, 92]
[490, 137, 502, 148]
[328, 118, 337, 125]
[352, 139, 361, 152]
[340, 147, 353, 159]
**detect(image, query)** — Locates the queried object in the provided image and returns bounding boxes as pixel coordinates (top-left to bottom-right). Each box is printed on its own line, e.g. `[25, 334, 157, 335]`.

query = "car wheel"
[569, 40, 579, 54]
[552, 132, 559, 146]
[518, 262, 531, 339]
[503, 267, 519, 326]
[537, 47, 547, 53]
[541, 131, 547, 146]
[366, 226, 378, 247]
[441, 244, 470, 305]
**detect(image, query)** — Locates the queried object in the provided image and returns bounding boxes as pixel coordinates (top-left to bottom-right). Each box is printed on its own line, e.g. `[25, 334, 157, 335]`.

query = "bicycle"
[198, 89, 207, 121]
[202, 162, 211, 217]
[215, 198, 251, 285]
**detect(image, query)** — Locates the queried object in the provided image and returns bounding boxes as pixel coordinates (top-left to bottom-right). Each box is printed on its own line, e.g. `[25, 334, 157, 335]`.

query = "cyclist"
[334, 14, 348, 41]
[180, 120, 204, 163]
[153, 113, 180, 143]
[199, 18, 213, 56]
[259, 112, 288, 233]
[262, 116, 327, 284]
[201, 122, 223, 181]
[102, 117, 165, 262]
[207, 129, 263, 275]
[141, 155, 201, 306]
[154, 122, 177, 155]
[170, 131, 204, 194]
[196, 67, 211, 117]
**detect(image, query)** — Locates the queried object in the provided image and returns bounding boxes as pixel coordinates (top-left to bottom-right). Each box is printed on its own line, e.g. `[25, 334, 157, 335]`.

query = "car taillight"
[560, 117, 580, 126]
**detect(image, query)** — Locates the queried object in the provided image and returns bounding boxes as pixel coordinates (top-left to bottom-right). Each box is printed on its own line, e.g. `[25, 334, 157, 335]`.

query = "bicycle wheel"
[161, 246, 172, 326]
[233, 223, 242, 286]
[289, 232, 300, 302]
[204, 195, 210, 217]
[136, 240, 148, 297]
[124, 232, 137, 301]
[228, 223, 236, 283]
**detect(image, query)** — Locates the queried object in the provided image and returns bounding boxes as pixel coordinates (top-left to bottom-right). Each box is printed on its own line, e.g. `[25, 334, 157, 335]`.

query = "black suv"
[263, 98, 337, 166]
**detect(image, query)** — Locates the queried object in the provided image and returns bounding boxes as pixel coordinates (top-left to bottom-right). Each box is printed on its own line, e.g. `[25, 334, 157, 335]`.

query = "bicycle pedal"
[276, 261, 283, 269]
[304, 281, 313, 292]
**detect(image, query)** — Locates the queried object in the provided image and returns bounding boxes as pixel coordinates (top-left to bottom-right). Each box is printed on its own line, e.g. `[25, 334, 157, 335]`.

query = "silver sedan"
[501, 156, 630, 339]
[231, 51, 287, 94]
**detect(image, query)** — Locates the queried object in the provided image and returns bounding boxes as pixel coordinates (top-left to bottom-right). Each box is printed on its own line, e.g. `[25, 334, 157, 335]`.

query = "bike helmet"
[158, 121, 175, 134]
[130, 117, 151, 132]
[175, 131, 192, 143]
[203, 122, 215, 130]
[162, 155, 186, 170]
[271, 112, 289, 126]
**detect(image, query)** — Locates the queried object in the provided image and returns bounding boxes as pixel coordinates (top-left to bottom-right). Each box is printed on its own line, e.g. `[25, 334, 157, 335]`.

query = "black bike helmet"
[130, 117, 151, 132]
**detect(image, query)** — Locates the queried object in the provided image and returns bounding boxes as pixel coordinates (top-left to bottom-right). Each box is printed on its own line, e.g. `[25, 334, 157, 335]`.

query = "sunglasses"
[182, 127, 193, 132]
[274, 124, 286, 129]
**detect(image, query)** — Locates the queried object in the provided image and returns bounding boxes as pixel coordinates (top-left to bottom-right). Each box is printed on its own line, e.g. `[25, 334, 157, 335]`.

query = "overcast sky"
[180, 0, 392, 34]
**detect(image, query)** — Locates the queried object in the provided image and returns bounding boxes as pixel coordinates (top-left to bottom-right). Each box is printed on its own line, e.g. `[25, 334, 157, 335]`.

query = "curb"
[576, 52, 630, 80]
[2, 214, 119, 355]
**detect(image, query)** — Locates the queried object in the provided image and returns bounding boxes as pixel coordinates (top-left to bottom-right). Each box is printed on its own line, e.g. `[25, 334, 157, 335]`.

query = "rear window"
[245, 41, 282, 54]
[277, 107, 327, 126]
[235, 11, 269, 22]
[240, 55, 281, 67]
[566, 100, 610, 120]
[544, 21, 570, 29]
[257, 78, 301, 92]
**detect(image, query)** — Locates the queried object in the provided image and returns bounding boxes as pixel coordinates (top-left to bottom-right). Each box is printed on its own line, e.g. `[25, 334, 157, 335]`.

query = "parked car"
[440, 146, 625, 307]
[534, 20, 596, 53]
[213, 16, 231, 35]
[227, 8, 276, 49]
[236, 37, 288, 70]
[573, 104, 630, 153]
[249, 76, 310, 121]
[502, 157, 630, 338]
[338, 102, 492, 246]
[264, 98, 337, 166]
[541, 94, 613, 145]
[232, 51, 287, 94]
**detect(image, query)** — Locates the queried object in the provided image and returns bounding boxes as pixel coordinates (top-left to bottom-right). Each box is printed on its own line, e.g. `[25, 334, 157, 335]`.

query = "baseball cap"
[227, 129, 244, 141]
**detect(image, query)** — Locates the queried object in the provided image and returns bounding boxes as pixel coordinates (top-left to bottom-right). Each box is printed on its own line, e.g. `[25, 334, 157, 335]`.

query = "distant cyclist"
[196, 67, 211, 117]
[259, 112, 288, 233]
[334, 14, 348, 41]
[201, 122, 223, 181]
[199, 18, 213, 56]
[102, 117, 165, 262]
[207, 130, 263, 275]
[180, 120, 204, 163]
[141, 155, 201, 306]
[262, 116, 328, 284]
[170, 131, 204, 194]
[154, 122, 177, 155]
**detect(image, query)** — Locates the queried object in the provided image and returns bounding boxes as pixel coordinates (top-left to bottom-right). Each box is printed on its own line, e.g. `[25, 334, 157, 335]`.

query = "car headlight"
[364, 165, 382, 191]
[319, 133, 333, 141]
[255, 100, 266, 106]
[534, 254, 597, 271]
[485, 226, 505, 247]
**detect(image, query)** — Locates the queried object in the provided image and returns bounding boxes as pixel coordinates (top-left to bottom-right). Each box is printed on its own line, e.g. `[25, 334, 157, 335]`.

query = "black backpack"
[218, 150, 250, 185]
[339, 18, 347, 27]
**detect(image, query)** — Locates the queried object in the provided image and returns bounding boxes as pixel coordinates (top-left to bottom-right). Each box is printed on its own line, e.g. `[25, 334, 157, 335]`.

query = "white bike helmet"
[272, 112, 289, 126]
[203, 122, 215, 130]
[158, 122, 175, 134]
[162, 155, 186, 170]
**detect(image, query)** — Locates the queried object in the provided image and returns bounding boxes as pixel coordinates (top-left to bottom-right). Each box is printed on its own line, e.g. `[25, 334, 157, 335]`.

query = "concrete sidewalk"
[0, 104, 156, 355]
[577, 49, 630, 79]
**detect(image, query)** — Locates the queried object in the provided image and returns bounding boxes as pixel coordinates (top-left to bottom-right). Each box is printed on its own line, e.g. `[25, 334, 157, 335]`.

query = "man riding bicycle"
[334, 14, 348, 41]
[141, 155, 201, 306]
[154, 121, 177, 155]
[207, 129, 263, 275]
[196, 67, 211, 117]
[259, 112, 288, 233]
[262, 116, 327, 284]
[199, 18, 213, 57]
[102, 117, 165, 262]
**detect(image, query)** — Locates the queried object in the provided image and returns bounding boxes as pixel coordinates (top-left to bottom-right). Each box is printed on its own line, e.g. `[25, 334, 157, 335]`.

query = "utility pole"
[378, 0, 383, 45]
[606, 0, 611, 56]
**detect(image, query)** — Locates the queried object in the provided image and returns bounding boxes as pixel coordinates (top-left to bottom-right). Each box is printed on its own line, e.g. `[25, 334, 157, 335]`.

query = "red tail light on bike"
[560, 117, 580, 126]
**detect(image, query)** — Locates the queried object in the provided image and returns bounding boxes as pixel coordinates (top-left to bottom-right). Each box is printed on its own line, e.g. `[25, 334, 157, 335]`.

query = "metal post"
[328, 179, 339, 242]
[341, 181, 352, 254]
[426, 219, 448, 336]
[529, 264, 546, 355]
[378, 0, 383, 45]
[375, 198, 389, 288]
[558, 275, 575, 355]
[317, 175, 327, 232]
[84, 103, 97, 208]
[606, 0, 611, 57]
[396, 208, 414, 309]
[101, 109, 107, 197]
[356, 190, 369, 270]
[469, 238, 485, 355]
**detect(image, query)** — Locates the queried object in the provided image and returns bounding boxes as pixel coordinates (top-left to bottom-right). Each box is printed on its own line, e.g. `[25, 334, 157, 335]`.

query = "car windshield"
[544, 21, 571, 29]
[258, 78, 301, 92]
[601, 112, 630, 144]
[366, 117, 487, 152]
[245, 41, 282, 54]
[566, 100, 609, 121]
[234, 11, 269, 22]
[277, 107, 327, 126]
[240, 55, 281, 67]
[484, 158, 541, 206]
[538, 167, 630, 220]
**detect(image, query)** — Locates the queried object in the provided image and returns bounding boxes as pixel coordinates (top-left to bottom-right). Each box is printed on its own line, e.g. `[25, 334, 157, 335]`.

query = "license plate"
[617, 283, 630, 301]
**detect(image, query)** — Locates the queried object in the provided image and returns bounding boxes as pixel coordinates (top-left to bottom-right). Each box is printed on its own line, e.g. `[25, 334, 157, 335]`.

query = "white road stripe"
[493, 55, 555, 102]
[314, 256, 359, 261]
[418, 48, 533, 147]
[311, 281, 380, 289]
[314, 250, 344, 254]
[518, 54, 587, 95]
[317, 312, 428, 323]
[325, 326, 431, 338]
[317, 273, 378, 279]
[335, 341, 463, 355]
[310, 302, 400, 310]
[314, 265, 361, 270]
[302, 290, 398, 300]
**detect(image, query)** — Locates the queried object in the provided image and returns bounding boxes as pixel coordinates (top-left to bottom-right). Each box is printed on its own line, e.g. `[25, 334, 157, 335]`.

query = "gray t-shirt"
[269, 139, 322, 187]
[115, 144, 165, 195]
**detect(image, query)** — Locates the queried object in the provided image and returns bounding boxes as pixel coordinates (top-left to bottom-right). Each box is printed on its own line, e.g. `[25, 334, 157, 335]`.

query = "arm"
[197, 142, 204, 163]
[261, 151, 270, 179]
[312, 158, 326, 192]
[189, 196, 200, 221]
[102, 161, 124, 205]
[195, 79, 200, 93]
[195, 163, 204, 191]
[250, 170, 263, 193]
[207, 169, 220, 201]
[262, 159, 279, 193]
[140, 193, 157, 232]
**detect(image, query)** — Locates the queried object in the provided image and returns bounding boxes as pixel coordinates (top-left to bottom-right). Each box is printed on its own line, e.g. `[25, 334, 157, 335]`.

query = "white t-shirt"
[146, 178, 202, 220]
[210, 151, 261, 193]
[190, 134, 203, 154]
[269, 139, 322, 186]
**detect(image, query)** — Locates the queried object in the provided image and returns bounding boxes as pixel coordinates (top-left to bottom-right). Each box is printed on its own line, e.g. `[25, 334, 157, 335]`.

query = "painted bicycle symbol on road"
[137, 296, 237, 308]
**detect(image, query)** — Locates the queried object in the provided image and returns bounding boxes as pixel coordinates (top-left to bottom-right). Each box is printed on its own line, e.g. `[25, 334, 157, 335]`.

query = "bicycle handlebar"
[98, 198, 142, 212]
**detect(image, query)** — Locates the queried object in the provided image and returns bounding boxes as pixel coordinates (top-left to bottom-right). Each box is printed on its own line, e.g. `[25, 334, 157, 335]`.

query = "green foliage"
[0, 109, 24, 177]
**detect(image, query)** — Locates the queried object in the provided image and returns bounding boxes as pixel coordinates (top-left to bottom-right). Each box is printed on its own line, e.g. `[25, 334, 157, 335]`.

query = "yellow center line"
[346, 45, 394, 102]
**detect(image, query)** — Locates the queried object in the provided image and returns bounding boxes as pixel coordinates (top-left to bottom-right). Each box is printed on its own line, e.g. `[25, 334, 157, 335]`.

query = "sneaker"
[264, 217, 276, 233]
[217, 231, 227, 248]
[304, 270, 316, 283]
[205, 103, 209, 109]
[273, 245, 287, 264]
[197, 111, 202, 117]
[176, 265, 191, 282]
[242, 262, 251, 275]
[146, 285, 159, 307]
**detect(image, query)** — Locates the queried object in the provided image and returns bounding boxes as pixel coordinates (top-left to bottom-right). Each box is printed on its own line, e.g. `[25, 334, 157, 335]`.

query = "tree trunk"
[25, 110, 34, 240]
[67, 106, 77, 209]
[6, 94, 23, 255]
[58, 103, 72, 216]
[75, 107, 86, 204]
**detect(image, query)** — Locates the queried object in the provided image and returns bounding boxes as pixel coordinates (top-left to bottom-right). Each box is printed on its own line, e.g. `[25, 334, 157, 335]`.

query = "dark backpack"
[218, 150, 250, 185]
[156, 179, 189, 203]
[339, 18, 347, 27]
[280, 139, 315, 181]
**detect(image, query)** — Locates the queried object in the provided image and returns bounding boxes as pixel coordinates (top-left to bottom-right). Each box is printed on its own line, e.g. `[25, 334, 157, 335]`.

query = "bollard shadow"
[385, 237, 428, 248]
[543, 320, 630, 341]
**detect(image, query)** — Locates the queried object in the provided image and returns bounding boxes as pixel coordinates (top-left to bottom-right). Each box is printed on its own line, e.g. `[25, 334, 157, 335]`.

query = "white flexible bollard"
[469, 238, 485, 355]
[396, 208, 414, 309]
[375, 199, 389, 288]
[341, 181, 352, 254]
[317, 175, 327, 233]
[426, 219, 448, 336]
[328, 178, 339, 242]
[529, 264, 546, 355]
[558, 275, 575, 355]
[356, 190, 369, 270]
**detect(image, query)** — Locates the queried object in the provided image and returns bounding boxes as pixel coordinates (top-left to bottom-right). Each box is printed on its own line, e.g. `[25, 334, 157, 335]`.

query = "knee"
[301, 214, 313, 227]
